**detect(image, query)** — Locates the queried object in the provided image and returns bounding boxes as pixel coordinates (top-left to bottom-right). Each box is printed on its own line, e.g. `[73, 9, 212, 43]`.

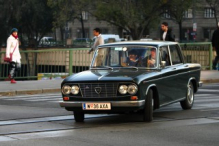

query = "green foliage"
[0, 0, 54, 48]
[48, 0, 89, 28]
[91, 0, 168, 39]
[166, 0, 193, 23]
[164, 0, 193, 40]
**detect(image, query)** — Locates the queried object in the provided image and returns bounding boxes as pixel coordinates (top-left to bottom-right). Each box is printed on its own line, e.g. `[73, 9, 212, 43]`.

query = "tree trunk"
[60, 27, 64, 41]
[178, 21, 183, 42]
[80, 13, 85, 38]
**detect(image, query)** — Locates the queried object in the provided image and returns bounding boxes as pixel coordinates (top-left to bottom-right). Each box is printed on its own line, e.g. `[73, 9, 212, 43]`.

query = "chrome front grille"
[79, 83, 119, 98]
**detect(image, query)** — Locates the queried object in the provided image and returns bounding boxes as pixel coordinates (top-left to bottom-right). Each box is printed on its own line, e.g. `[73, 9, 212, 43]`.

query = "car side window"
[159, 46, 170, 66]
[169, 45, 183, 65]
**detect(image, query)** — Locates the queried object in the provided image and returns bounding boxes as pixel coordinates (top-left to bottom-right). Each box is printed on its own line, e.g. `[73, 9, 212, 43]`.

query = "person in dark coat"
[211, 23, 219, 70]
[160, 22, 175, 41]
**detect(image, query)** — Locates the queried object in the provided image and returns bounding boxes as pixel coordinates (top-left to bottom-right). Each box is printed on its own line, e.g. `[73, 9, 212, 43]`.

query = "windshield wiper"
[120, 67, 138, 70]
[91, 66, 113, 70]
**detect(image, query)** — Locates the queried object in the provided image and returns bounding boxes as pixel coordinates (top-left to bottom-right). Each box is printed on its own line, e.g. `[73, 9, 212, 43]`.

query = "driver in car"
[126, 50, 139, 66]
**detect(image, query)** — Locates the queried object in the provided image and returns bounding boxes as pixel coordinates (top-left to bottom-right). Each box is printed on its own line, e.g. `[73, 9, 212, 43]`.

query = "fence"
[0, 42, 214, 80]
[0, 48, 93, 80]
[179, 42, 213, 70]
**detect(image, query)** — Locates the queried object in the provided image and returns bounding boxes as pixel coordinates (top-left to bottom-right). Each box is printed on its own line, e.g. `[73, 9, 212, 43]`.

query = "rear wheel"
[73, 111, 84, 122]
[143, 89, 153, 122]
[180, 82, 194, 110]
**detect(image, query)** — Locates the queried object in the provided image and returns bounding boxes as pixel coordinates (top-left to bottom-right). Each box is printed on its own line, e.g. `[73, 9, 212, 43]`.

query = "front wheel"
[180, 82, 194, 110]
[73, 111, 84, 122]
[143, 89, 153, 122]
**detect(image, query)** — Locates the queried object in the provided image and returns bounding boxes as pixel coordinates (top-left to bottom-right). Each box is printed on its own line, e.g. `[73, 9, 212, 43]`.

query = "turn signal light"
[131, 96, 138, 100]
[63, 97, 69, 101]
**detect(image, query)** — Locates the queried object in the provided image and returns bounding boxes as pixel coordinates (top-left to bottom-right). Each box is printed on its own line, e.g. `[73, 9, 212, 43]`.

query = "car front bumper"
[60, 100, 145, 108]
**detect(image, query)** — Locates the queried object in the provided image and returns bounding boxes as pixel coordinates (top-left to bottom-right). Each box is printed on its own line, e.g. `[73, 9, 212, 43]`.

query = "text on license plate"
[82, 103, 111, 110]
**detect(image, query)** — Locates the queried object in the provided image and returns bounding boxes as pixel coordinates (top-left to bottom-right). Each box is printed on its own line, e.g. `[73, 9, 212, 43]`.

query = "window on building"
[162, 9, 171, 19]
[204, 8, 215, 18]
[82, 11, 88, 20]
[184, 9, 193, 18]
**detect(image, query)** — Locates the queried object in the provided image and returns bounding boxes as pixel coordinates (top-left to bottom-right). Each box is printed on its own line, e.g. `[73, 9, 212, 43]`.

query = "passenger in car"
[142, 48, 157, 67]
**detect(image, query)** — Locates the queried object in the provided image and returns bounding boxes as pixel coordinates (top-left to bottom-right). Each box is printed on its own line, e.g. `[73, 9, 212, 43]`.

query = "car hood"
[63, 69, 156, 83]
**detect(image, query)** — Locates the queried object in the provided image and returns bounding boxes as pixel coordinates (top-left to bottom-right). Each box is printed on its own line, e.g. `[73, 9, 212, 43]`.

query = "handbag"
[3, 43, 17, 63]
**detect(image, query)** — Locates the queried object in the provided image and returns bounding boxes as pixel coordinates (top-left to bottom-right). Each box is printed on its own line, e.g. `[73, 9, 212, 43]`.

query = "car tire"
[143, 89, 153, 122]
[73, 111, 84, 122]
[180, 82, 194, 110]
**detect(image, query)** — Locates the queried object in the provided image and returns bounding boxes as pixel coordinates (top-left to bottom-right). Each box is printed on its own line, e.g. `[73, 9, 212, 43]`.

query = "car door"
[168, 44, 187, 101]
[157, 45, 178, 105]
[157, 44, 187, 105]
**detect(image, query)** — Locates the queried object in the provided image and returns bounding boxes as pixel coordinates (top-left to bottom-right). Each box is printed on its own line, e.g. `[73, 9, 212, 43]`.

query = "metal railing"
[0, 42, 214, 80]
[179, 42, 213, 70]
[0, 48, 93, 80]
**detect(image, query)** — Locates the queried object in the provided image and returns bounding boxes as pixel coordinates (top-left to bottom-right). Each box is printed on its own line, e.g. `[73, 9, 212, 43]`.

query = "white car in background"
[93, 34, 122, 44]
[39, 37, 56, 47]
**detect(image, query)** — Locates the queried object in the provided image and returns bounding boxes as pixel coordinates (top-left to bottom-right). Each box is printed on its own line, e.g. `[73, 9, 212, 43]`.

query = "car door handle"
[172, 68, 177, 70]
[184, 65, 189, 67]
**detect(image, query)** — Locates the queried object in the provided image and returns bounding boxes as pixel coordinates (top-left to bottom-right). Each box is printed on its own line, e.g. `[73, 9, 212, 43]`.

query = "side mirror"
[160, 61, 166, 68]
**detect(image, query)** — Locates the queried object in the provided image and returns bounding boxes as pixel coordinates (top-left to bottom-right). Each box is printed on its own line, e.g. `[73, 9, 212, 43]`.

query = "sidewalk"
[0, 70, 218, 96]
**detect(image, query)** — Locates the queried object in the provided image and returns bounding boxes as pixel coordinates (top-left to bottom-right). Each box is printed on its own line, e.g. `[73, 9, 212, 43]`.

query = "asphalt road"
[0, 83, 218, 146]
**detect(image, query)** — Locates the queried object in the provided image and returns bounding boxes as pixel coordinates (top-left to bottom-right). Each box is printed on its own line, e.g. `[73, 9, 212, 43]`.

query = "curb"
[0, 91, 16, 96]
[200, 79, 219, 84]
[0, 88, 60, 96]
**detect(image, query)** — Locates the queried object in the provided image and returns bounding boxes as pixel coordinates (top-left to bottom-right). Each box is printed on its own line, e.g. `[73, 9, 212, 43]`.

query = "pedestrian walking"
[160, 22, 175, 41]
[88, 28, 104, 54]
[6, 28, 21, 83]
[211, 23, 219, 70]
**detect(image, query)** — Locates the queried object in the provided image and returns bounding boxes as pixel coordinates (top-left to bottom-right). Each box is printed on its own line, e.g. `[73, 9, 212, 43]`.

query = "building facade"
[56, 2, 218, 42]
[150, 1, 218, 42]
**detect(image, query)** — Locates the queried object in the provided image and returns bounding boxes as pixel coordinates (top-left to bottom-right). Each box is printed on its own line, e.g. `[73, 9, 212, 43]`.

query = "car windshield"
[48, 38, 55, 41]
[90, 45, 158, 69]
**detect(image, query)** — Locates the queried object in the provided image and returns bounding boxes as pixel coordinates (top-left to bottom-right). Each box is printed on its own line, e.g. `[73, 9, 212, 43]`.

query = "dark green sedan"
[60, 41, 202, 122]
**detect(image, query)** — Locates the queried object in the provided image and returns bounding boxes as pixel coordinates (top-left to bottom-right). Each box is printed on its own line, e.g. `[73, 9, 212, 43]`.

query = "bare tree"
[165, 0, 193, 41]
[87, 0, 168, 40]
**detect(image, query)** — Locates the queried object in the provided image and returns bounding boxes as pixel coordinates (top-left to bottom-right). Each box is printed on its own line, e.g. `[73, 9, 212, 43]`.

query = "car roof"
[98, 40, 178, 47]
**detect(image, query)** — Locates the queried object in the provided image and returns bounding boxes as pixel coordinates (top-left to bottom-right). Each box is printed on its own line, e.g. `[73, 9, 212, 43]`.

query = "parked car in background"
[101, 34, 121, 43]
[39, 37, 56, 47]
[92, 34, 121, 44]
[73, 38, 92, 48]
[60, 40, 202, 122]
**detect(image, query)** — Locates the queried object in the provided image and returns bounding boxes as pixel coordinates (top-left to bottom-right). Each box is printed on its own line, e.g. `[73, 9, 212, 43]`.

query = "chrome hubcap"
[187, 85, 194, 104]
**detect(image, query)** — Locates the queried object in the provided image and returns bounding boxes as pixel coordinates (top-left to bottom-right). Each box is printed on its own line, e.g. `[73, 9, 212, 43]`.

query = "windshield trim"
[90, 45, 159, 69]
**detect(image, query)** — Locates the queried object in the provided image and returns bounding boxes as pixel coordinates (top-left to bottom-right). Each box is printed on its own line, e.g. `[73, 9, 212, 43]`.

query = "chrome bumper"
[60, 100, 145, 108]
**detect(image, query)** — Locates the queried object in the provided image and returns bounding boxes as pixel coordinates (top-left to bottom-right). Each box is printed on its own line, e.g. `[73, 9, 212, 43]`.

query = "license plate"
[82, 103, 111, 110]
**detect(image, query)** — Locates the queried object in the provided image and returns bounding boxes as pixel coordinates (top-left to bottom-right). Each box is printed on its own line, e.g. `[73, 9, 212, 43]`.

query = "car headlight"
[118, 85, 128, 94]
[71, 85, 80, 95]
[128, 85, 138, 95]
[62, 85, 71, 95]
